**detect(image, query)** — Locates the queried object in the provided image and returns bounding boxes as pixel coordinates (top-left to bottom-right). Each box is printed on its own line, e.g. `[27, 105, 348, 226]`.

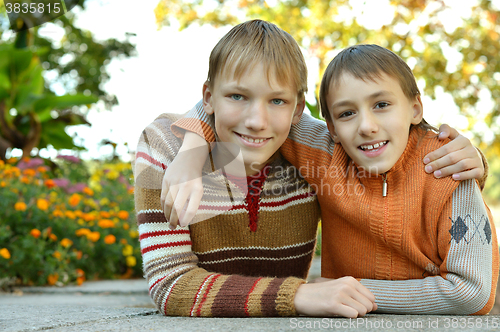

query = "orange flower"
[122, 223, 130, 230]
[120, 239, 128, 245]
[20, 176, 29, 184]
[99, 211, 111, 218]
[68, 193, 81, 207]
[0, 181, 5, 187]
[53, 209, 64, 217]
[74, 210, 83, 218]
[104, 234, 116, 244]
[0, 248, 11, 259]
[47, 273, 59, 285]
[98, 219, 115, 228]
[76, 276, 85, 285]
[53, 251, 61, 259]
[44, 179, 56, 189]
[76, 268, 85, 285]
[37, 166, 47, 173]
[60, 238, 73, 248]
[14, 202, 27, 211]
[49, 234, 57, 241]
[30, 229, 41, 238]
[117, 210, 129, 220]
[65, 211, 76, 219]
[83, 187, 94, 196]
[36, 198, 49, 211]
[75, 228, 91, 237]
[127, 187, 134, 194]
[86, 231, 100, 242]
[82, 213, 96, 222]
[7, 157, 17, 164]
[22, 169, 36, 177]
[75, 250, 83, 260]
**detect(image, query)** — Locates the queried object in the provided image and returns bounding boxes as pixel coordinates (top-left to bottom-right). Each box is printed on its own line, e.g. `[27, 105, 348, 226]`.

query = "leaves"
[154, 0, 500, 153]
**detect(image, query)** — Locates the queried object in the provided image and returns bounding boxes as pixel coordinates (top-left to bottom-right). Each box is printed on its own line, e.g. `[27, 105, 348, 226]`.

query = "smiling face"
[326, 72, 423, 175]
[203, 62, 304, 175]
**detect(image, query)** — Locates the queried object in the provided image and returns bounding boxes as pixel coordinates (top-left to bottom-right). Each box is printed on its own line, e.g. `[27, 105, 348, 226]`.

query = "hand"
[423, 124, 484, 180]
[161, 132, 208, 229]
[294, 277, 377, 318]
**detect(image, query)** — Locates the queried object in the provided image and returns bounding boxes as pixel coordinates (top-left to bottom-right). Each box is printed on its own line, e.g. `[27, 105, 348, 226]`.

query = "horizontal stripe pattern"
[135, 112, 321, 317]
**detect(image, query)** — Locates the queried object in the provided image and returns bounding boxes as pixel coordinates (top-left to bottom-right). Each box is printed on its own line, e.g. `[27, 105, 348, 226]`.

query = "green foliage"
[0, 43, 97, 159]
[154, 0, 500, 153]
[0, 157, 140, 287]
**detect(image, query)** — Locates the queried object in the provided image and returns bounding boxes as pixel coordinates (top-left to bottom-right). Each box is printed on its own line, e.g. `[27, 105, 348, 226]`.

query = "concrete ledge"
[2, 307, 500, 332]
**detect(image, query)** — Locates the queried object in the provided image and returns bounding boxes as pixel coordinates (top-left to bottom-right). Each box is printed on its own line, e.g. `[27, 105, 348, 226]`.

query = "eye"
[271, 99, 285, 105]
[339, 110, 354, 118]
[375, 102, 389, 109]
[230, 94, 243, 101]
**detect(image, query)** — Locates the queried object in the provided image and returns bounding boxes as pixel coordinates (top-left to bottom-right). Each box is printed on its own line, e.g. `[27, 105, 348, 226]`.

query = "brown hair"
[319, 44, 435, 131]
[207, 20, 307, 101]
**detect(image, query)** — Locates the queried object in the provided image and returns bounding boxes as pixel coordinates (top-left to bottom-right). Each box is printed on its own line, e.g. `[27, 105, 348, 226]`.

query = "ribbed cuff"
[276, 277, 306, 316]
[171, 118, 216, 143]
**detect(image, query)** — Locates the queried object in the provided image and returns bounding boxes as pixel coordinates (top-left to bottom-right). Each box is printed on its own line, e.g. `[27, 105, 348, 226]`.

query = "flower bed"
[0, 156, 141, 287]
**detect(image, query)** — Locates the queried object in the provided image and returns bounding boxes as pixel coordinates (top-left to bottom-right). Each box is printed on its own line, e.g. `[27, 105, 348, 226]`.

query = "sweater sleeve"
[360, 179, 499, 315]
[134, 113, 305, 317]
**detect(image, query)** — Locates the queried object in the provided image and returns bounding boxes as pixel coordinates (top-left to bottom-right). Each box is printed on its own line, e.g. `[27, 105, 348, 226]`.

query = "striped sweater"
[180, 102, 498, 315]
[133, 112, 321, 317]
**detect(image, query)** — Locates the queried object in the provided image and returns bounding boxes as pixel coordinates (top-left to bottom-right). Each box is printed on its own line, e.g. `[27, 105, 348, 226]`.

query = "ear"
[202, 82, 214, 115]
[291, 98, 306, 125]
[326, 121, 341, 143]
[410, 95, 424, 125]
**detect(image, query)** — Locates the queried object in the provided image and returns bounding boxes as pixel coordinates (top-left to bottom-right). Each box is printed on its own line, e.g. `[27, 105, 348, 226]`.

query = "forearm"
[363, 180, 498, 315]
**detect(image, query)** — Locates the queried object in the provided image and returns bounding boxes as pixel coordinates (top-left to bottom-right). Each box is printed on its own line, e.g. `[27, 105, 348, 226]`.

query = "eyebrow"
[331, 90, 395, 109]
[228, 85, 290, 96]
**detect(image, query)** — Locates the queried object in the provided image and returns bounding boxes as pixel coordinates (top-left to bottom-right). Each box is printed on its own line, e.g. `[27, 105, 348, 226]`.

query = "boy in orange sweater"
[299, 44, 498, 314]
[166, 44, 496, 315]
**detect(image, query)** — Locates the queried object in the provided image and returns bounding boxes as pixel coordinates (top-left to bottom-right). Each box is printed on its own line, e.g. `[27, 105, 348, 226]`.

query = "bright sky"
[6, 0, 498, 160]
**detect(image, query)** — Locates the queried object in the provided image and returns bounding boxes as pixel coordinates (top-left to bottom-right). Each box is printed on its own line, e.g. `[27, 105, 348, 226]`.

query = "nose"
[244, 101, 268, 131]
[358, 110, 378, 136]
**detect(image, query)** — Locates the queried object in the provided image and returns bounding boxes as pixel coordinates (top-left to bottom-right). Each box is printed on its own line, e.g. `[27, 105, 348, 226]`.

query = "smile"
[237, 133, 269, 144]
[359, 141, 388, 151]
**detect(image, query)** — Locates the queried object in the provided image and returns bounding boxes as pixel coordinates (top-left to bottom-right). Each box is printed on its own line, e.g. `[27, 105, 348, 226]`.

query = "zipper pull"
[382, 173, 388, 197]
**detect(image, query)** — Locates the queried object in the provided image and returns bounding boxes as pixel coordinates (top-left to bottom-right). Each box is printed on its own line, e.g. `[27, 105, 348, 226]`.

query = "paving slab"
[2, 258, 500, 332]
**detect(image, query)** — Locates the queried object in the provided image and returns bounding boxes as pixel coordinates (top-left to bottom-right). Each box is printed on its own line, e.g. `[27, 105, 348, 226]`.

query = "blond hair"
[207, 20, 307, 101]
[319, 44, 435, 131]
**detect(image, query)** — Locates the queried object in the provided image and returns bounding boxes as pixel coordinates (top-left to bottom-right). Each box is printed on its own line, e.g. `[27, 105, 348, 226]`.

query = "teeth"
[360, 141, 387, 151]
[241, 135, 265, 143]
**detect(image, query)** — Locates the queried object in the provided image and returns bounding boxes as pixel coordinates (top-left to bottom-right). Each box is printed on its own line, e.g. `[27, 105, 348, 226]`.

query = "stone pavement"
[1, 258, 499, 332]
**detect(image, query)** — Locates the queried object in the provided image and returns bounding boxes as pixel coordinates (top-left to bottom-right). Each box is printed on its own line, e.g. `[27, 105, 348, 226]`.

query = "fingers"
[424, 135, 468, 166]
[437, 123, 452, 140]
[179, 187, 204, 227]
[168, 187, 190, 230]
[438, 123, 461, 140]
[423, 135, 483, 179]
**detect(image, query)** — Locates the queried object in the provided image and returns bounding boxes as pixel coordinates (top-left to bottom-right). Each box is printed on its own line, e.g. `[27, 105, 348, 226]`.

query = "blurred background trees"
[155, 0, 500, 202]
[0, 0, 136, 160]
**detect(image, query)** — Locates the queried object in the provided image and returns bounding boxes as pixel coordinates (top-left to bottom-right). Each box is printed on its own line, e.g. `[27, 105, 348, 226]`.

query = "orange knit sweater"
[279, 115, 499, 315]
[180, 104, 498, 315]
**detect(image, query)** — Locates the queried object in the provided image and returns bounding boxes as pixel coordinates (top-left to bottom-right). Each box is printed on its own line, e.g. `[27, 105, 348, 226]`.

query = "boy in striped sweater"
[134, 20, 378, 318]
[172, 43, 496, 315]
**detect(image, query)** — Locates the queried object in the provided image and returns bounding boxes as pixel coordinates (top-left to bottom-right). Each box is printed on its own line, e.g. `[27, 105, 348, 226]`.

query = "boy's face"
[203, 62, 305, 175]
[326, 72, 423, 175]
